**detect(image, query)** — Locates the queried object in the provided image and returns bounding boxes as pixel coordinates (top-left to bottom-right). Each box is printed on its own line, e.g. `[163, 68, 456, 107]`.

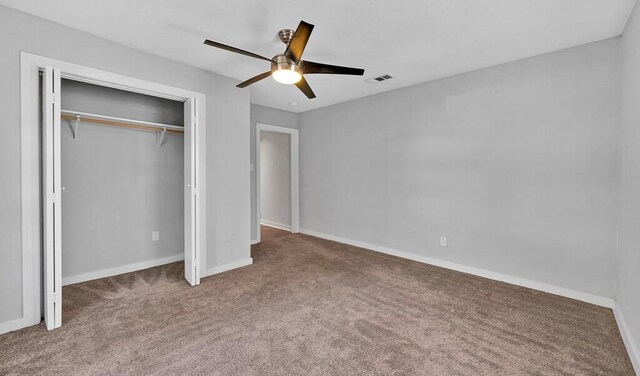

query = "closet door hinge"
[51, 94, 56, 103]
[49, 292, 60, 303]
[193, 187, 199, 196]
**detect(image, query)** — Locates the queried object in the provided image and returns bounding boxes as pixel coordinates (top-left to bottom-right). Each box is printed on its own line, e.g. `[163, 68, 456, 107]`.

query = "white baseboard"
[0, 317, 32, 336]
[300, 228, 614, 308]
[260, 220, 292, 231]
[206, 258, 253, 277]
[62, 253, 184, 286]
[614, 303, 640, 374]
[251, 239, 260, 245]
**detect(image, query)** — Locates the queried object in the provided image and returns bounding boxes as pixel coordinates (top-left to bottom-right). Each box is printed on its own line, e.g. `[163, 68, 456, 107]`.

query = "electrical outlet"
[439, 236, 447, 247]
[152, 231, 160, 241]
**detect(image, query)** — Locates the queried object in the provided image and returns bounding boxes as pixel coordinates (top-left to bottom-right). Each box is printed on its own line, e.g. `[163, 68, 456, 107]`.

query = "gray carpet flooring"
[0, 233, 635, 375]
[260, 225, 291, 243]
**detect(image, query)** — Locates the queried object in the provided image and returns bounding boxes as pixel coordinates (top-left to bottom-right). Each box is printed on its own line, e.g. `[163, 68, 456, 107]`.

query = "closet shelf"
[61, 110, 184, 142]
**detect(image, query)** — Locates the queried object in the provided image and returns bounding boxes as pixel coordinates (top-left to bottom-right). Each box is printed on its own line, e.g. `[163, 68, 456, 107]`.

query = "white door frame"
[255, 123, 300, 243]
[18, 52, 207, 331]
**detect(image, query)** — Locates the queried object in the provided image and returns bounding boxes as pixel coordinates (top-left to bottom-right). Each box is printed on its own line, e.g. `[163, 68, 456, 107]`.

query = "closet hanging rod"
[60, 110, 184, 134]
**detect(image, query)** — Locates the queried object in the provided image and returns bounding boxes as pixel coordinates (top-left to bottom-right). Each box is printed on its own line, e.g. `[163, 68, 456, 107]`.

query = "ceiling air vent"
[365, 75, 393, 84]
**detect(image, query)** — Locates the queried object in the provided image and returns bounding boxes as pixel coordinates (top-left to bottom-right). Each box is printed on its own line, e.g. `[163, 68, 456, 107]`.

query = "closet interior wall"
[60, 79, 184, 285]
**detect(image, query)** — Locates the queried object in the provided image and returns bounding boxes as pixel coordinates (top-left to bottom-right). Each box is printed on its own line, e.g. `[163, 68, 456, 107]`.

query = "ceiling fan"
[203, 21, 365, 99]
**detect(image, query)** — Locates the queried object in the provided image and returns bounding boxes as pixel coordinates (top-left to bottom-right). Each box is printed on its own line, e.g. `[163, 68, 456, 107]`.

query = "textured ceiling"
[1, 0, 636, 113]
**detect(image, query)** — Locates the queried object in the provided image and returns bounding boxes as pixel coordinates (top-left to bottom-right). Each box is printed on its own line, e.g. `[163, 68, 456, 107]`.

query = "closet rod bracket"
[71, 114, 80, 140]
[158, 127, 167, 147]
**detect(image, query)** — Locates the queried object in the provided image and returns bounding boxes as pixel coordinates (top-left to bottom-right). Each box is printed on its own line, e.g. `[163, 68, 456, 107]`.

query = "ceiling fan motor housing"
[271, 54, 301, 74]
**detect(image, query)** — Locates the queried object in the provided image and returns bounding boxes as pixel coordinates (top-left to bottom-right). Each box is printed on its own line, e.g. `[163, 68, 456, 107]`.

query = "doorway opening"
[57, 79, 185, 288]
[20, 53, 207, 331]
[255, 123, 299, 244]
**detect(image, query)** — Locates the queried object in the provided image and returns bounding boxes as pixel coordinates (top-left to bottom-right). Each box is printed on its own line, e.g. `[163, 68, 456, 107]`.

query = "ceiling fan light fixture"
[271, 54, 302, 84]
[272, 68, 302, 84]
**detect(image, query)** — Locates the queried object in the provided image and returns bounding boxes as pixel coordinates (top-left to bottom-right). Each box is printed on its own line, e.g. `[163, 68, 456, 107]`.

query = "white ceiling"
[2, 0, 635, 113]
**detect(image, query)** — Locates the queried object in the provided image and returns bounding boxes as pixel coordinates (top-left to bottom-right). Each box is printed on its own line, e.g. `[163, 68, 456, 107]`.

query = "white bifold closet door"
[184, 97, 200, 286]
[43, 66, 62, 330]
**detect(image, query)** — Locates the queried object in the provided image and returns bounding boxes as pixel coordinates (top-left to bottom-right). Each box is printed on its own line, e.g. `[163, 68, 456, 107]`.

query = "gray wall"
[62, 79, 184, 125]
[0, 5, 250, 325]
[250, 104, 299, 240]
[260, 131, 291, 228]
[299, 39, 621, 298]
[618, 0, 640, 362]
[61, 80, 184, 282]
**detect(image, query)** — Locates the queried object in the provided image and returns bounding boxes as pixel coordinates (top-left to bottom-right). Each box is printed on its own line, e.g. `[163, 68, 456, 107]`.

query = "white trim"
[614, 303, 640, 374]
[18, 52, 207, 332]
[260, 220, 292, 231]
[255, 123, 300, 244]
[20, 52, 43, 329]
[205, 258, 253, 277]
[251, 239, 260, 245]
[23, 53, 201, 101]
[300, 228, 614, 308]
[0, 317, 32, 336]
[62, 254, 184, 286]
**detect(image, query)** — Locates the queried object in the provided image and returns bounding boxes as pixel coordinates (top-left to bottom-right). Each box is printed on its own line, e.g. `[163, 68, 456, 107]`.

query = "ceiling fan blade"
[204, 39, 272, 62]
[284, 21, 314, 62]
[236, 71, 272, 88]
[295, 76, 316, 99]
[302, 60, 365, 76]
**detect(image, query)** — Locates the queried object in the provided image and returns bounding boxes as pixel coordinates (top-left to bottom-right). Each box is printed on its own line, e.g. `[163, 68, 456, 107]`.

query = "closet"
[38, 66, 202, 330]
[59, 79, 185, 285]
